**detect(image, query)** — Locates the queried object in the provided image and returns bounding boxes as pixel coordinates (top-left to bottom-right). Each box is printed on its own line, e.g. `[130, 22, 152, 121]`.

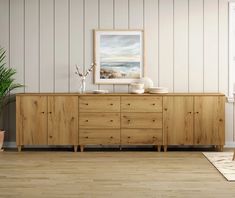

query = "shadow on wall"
[0, 94, 16, 142]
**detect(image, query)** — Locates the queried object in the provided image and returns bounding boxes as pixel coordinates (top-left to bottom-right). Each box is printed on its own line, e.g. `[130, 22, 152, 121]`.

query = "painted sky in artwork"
[100, 35, 141, 63]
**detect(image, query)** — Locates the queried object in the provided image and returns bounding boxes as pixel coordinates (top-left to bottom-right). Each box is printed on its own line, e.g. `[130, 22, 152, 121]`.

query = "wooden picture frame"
[93, 30, 144, 84]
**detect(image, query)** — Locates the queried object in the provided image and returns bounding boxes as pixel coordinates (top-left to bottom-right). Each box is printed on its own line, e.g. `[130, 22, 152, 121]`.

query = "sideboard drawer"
[79, 96, 120, 112]
[121, 113, 162, 128]
[121, 129, 162, 145]
[121, 96, 162, 112]
[79, 129, 120, 145]
[79, 113, 120, 128]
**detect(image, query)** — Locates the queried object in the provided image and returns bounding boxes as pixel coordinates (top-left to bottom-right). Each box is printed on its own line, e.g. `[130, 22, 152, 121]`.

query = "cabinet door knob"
[85, 120, 88, 122]
[164, 108, 167, 111]
[128, 120, 131, 122]
[41, 111, 45, 114]
[128, 136, 130, 139]
[110, 103, 113, 106]
[188, 112, 192, 114]
[110, 120, 113, 122]
[152, 120, 155, 122]
[85, 103, 88, 105]
[152, 103, 156, 106]
[127, 103, 131, 106]
[49, 136, 53, 138]
[49, 112, 52, 114]
[85, 136, 88, 139]
[219, 119, 223, 122]
[110, 136, 113, 139]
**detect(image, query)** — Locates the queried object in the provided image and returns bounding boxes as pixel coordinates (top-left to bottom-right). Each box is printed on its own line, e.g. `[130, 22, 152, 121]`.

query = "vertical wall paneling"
[0, 0, 9, 140]
[188, 0, 204, 92]
[25, 0, 39, 92]
[129, 0, 144, 29]
[9, 0, 25, 142]
[40, 0, 54, 92]
[159, 0, 174, 92]
[204, 0, 219, 92]
[113, 0, 129, 92]
[10, 0, 25, 93]
[144, 0, 159, 87]
[55, 0, 69, 92]
[174, 0, 188, 92]
[219, 0, 228, 95]
[99, 0, 115, 92]
[129, 0, 144, 92]
[70, 0, 84, 92]
[84, 0, 99, 91]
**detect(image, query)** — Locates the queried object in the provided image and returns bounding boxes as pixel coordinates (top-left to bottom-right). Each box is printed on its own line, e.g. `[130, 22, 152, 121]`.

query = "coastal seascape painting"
[94, 30, 144, 84]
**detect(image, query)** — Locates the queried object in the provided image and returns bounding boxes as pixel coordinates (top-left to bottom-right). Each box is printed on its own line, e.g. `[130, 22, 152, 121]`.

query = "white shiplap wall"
[0, 0, 233, 145]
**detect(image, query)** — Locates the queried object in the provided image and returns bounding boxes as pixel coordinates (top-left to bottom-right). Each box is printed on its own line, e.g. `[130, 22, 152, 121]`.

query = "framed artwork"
[94, 30, 144, 84]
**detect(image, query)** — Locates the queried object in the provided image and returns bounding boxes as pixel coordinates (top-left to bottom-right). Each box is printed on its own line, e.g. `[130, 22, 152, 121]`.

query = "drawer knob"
[110, 120, 113, 122]
[152, 120, 155, 122]
[110, 136, 113, 139]
[85, 136, 88, 139]
[49, 112, 52, 114]
[153, 136, 156, 139]
[152, 103, 156, 106]
[41, 111, 45, 114]
[128, 136, 130, 139]
[49, 135, 53, 138]
[164, 108, 167, 111]
[127, 103, 131, 106]
[110, 103, 113, 106]
[128, 120, 130, 122]
[196, 112, 199, 114]
[85, 103, 88, 105]
[219, 119, 223, 122]
[188, 112, 192, 114]
[85, 120, 88, 122]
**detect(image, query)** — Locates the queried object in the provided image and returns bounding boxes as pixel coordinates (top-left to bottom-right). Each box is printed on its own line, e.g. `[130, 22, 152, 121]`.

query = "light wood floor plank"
[0, 152, 235, 197]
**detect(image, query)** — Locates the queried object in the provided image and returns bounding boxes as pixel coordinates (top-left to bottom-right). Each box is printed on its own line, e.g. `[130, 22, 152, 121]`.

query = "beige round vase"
[0, 130, 5, 151]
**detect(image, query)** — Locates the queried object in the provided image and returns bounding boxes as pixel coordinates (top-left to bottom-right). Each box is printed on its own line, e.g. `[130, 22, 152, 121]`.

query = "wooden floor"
[1, 151, 235, 198]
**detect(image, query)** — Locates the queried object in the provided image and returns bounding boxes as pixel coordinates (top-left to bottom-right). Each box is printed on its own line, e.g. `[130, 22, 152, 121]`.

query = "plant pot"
[0, 130, 5, 151]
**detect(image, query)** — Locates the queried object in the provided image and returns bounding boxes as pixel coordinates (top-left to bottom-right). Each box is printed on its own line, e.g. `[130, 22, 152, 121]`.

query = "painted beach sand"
[100, 34, 141, 79]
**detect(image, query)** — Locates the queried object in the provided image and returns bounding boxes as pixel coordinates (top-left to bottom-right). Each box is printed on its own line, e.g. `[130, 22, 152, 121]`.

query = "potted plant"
[0, 47, 23, 151]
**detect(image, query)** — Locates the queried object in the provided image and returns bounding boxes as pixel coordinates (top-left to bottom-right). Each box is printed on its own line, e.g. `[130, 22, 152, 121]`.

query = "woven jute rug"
[203, 152, 235, 181]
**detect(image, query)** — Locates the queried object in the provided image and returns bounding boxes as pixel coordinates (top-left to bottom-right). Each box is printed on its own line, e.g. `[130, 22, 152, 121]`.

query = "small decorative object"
[92, 90, 109, 94]
[130, 83, 145, 94]
[94, 30, 144, 84]
[139, 77, 154, 91]
[75, 63, 95, 93]
[148, 87, 168, 94]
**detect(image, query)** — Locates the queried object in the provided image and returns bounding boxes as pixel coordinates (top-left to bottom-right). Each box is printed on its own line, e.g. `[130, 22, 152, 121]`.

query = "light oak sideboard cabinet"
[16, 93, 225, 152]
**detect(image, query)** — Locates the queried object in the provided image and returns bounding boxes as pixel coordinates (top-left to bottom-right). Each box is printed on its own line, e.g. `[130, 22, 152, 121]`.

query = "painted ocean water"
[100, 62, 140, 79]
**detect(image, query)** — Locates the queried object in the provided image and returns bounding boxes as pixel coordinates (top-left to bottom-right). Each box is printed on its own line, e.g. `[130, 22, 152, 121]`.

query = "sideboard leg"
[164, 145, 167, 152]
[119, 146, 122, 151]
[74, 145, 78, 152]
[157, 145, 161, 152]
[17, 146, 22, 152]
[80, 145, 84, 152]
[219, 145, 224, 152]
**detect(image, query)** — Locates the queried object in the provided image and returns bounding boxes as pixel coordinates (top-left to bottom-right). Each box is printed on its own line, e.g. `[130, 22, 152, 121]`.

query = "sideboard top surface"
[15, 92, 225, 96]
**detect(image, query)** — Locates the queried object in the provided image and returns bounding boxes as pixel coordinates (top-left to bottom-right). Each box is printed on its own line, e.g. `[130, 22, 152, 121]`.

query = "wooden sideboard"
[16, 93, 225, 152]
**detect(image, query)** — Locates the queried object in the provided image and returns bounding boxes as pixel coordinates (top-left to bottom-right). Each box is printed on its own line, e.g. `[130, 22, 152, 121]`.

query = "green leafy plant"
[0, 47, 23, 120]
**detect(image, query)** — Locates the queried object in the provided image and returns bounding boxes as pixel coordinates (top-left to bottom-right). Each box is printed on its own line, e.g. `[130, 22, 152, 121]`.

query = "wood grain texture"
[163, 96, 194, 145]
[79, 96, 120, 112]
[20, 96, 48, 145]
[79, 113, 120, 129]
[121, 113, 162, 129]
[121, 96, 162, 112]
[79, 129, 120, 145]
[121, 129, 162, 145]
[194, 96, 225, 145]
[48, 96, 78, 145]
[1, 152, 235, 197]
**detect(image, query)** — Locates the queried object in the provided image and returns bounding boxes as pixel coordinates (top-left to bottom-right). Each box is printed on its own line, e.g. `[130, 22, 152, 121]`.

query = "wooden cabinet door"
[20, 96, 48, 145]
[194, 96, 225, 145]
[48, 96, 78, 145]
[163, 96, 194, 145]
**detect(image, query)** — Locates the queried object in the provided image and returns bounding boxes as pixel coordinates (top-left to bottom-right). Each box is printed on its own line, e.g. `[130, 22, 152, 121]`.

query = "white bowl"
[130, 83, 144, 90]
